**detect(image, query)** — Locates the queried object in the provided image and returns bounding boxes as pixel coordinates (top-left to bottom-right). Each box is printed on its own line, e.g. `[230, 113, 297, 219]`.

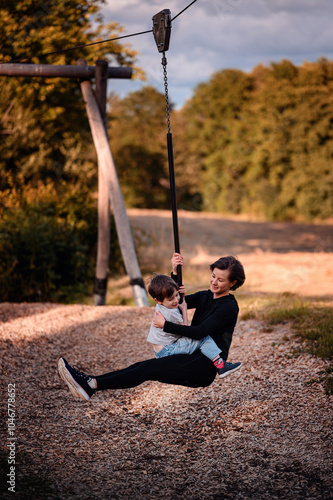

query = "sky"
[102, 0, 333, 109]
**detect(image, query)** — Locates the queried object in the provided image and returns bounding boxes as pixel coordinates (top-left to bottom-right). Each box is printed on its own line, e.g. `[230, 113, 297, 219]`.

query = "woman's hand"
[171, 252, 183, 275]
[153, 311, 166, 329]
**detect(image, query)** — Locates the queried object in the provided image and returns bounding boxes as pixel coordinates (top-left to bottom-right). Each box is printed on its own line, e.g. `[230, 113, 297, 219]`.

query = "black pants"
[95, 352, 216, 390]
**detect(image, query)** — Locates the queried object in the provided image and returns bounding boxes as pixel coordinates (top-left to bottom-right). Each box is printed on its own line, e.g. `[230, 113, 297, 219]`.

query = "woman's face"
[210, 267, 236, 298]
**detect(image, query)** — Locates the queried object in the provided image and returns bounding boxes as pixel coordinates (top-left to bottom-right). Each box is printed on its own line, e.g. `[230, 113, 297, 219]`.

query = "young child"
[147, 274, 241, 379]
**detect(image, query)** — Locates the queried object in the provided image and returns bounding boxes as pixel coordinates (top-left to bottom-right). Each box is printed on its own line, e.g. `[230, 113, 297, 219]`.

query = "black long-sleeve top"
[163, 289, 239, 360]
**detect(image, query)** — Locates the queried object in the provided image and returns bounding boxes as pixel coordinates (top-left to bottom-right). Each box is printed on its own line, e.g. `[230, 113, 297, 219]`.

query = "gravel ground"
[1, 302, 332, 500]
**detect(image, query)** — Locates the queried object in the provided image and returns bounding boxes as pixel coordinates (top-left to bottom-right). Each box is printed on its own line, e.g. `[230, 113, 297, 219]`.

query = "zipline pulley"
[152, 9, 172, 53]
[152, 10, 182, 290]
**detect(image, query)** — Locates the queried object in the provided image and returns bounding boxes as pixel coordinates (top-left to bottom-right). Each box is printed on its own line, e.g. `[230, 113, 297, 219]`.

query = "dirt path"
[128, 209, 333, 298]
[1, 302, 332, 499]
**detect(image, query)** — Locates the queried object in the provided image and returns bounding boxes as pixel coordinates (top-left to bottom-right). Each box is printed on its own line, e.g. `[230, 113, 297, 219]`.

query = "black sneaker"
[217, 361, 242, 379]
[58, 357, 95, 401]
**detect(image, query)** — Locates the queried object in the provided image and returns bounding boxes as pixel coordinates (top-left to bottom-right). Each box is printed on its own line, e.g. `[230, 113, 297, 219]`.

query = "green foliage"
[0, 182, 123, 302]
[0, 0, 137, 302]
[108, 86, 170, 208]
[108, 85, 207, 211]
[0, 0, 138, 191]
[269, 301, 333, 395]
[181, 58, 333, 220]
[291, 305, 333, 360]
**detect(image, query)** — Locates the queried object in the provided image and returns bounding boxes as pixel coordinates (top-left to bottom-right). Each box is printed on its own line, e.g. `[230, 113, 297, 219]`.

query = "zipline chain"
[162, 53, 171, 134]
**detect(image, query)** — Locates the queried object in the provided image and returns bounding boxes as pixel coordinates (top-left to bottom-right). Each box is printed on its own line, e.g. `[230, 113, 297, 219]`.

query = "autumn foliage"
[0, 1, 332, 301]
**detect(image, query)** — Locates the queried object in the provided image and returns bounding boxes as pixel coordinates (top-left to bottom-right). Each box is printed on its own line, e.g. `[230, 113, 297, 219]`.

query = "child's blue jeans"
[154, 335, 221, 361]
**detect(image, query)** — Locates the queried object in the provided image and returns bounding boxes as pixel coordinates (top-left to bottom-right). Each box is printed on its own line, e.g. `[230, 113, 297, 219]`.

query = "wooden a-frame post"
[77, 59, 149, 307]
[0, 62, 149, 307]
[94, 60, 111, 305]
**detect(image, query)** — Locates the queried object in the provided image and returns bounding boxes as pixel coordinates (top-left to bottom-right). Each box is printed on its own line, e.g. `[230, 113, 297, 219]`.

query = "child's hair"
[210, 256, 246, 290]
[148, 274, 178, 302]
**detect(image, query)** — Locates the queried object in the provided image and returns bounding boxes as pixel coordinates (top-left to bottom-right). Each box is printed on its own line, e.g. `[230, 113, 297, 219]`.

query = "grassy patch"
[239, 293, 333, 394]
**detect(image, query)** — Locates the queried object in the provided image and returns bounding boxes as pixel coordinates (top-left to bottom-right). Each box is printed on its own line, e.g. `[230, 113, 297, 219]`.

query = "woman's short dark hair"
[147, 274, 178, 302]
[210, 256, 246, 291]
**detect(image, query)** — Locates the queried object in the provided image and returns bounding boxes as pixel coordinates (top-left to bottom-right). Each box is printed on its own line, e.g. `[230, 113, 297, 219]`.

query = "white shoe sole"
[219, 364, 241, 379]
[58, 358, 90, 401]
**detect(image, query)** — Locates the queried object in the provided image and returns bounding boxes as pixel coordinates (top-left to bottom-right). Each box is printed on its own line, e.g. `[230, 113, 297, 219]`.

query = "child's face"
[158, 289, 180, 309]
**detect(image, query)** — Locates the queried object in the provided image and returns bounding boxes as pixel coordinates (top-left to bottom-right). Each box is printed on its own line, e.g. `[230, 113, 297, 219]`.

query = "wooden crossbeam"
[0, 63, 132, 79]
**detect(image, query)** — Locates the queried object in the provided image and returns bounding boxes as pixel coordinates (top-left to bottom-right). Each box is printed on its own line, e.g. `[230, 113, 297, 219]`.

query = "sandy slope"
[128, 209, 333, 298]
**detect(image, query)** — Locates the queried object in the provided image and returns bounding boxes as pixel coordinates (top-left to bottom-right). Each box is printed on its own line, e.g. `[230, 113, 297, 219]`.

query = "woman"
[58, 253, 245, 402]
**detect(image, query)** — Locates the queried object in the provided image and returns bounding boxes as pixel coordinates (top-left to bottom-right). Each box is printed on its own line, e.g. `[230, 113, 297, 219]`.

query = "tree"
[108, 86, 170, 208]
[179, 59, 333, 220]
[246, 59, 333, 219]
[0, 0, 138, 190]
[181, 69, 255, 213]
[0, 0, 140, 301]
[108, 85, 201, 210]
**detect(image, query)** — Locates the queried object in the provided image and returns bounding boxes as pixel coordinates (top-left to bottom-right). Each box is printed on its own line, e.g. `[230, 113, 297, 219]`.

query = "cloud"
[102, 0, 333, 108]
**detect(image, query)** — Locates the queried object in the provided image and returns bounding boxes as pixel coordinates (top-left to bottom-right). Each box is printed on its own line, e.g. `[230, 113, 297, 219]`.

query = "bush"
[0, 182, 122, 302]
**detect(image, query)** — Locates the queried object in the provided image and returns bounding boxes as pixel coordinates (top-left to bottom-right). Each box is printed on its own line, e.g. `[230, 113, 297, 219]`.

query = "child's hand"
[178, 285, 186, 296]
[153, 311, 165, 329]
[178, 300, 187, 313]
[178, 296, 188, 325]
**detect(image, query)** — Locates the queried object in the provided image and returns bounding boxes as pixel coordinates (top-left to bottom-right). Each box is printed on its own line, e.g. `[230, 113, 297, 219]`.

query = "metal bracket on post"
[152, 9, 172, 53]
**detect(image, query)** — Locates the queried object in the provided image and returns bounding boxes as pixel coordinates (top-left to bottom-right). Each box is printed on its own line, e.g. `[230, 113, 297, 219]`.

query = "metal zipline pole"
[167, 133, 181, 257]
[163, 54, 182, 288]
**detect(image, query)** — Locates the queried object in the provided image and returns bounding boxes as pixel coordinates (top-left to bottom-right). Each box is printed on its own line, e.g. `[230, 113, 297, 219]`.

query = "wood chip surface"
[0, 302, 332, 499]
